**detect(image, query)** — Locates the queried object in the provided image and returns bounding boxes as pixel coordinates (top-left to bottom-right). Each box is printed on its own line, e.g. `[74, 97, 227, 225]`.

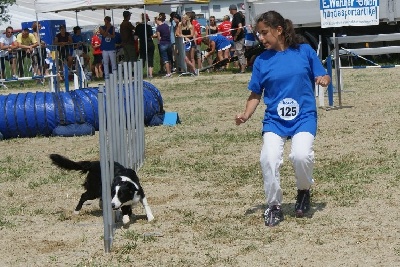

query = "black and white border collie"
[49, 154, 154, 224]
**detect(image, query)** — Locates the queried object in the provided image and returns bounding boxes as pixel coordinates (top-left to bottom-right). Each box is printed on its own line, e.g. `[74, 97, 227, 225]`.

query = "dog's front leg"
[140, 197, 154, 221]
[121, 206, 132, 224]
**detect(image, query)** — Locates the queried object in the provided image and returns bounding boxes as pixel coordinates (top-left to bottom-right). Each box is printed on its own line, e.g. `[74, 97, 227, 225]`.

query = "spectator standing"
[53, 24, 73, 70]
[0, 26, 18, 79]
[188, 12, 202, 73]
[134, 13, 155, 78]
[176, 14, 196, 74]
[31, 22, 46, 81]
[99, 16, 117, 79]
[16, 28, 38, 77]
[206, 16, 218, 35]
[229, 4, 246, 73]
[218, 15, 233, 41]
[120, 10, 137, 63]
[91, 26, 103, 80]
[169, 12, 179, 71]
[170, 13, 181, 71]
[72, 26, 90, 70]
[155, 14, 172, 78]
[235, 10, 331, 227]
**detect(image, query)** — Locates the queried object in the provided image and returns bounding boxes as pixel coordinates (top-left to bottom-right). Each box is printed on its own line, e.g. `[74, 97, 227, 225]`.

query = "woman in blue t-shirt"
[235, 11, 331, 227]
[99, 16, 117, 78]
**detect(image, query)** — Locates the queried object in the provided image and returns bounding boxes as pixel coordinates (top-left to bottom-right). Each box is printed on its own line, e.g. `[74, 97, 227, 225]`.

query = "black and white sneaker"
[295, 189, 310, 217]
[264, 205, 284, 227]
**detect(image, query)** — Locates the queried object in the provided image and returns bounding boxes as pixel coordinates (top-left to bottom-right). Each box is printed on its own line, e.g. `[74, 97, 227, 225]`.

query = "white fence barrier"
[330, 33, 400, 106]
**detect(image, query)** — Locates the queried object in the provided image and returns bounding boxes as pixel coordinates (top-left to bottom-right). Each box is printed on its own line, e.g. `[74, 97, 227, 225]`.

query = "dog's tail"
[49, 154, 92, 174]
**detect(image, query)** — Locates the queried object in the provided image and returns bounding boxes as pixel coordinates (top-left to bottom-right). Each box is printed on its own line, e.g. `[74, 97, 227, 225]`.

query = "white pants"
[102, 50, 117, 78]
[260, 131, 315, 207]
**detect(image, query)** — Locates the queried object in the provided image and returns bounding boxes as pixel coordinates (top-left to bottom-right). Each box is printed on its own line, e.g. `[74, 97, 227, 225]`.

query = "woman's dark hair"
[170, 12, 181, 22]
[256, 10, 304, 48]
[158, 13, 166, 22]
[170, 12, 176, 23]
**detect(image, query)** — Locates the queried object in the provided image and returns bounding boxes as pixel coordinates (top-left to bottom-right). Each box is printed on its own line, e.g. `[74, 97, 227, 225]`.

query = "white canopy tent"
[11, 0, 161, 30]
[11, 0, 209, 29]
[33, 0, 210, 13]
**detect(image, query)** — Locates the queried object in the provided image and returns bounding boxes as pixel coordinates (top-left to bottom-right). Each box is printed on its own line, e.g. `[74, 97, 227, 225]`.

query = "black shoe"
[264, 205, 284, 227]
[295, 189, 310, 217]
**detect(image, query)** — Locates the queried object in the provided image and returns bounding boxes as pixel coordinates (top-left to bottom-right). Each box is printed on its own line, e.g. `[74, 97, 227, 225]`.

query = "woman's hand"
[315, 75, 331, 87]
[235, 113, 249, 125]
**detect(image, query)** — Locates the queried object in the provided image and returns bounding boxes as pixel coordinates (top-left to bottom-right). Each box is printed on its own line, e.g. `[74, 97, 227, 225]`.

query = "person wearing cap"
[134, 13, 155, 78]
[72, 26, 90, 70]
[120, 10, 137, 63]
[229, 4, 246, 73]
[53, 24, 73, 70]
[99, 16, 117, 79]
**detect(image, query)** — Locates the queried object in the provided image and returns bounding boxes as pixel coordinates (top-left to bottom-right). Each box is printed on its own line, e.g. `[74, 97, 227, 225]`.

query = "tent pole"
[143, 5, 149, 79]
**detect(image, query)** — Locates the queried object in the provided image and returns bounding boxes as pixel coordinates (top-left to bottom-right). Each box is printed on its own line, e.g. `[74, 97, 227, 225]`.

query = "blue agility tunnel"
[0, 81, 164, 140]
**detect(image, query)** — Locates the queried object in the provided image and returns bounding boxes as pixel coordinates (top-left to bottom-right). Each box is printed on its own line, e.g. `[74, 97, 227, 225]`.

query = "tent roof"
[7, 1, 160, 30]
[33, 0, 210, 13]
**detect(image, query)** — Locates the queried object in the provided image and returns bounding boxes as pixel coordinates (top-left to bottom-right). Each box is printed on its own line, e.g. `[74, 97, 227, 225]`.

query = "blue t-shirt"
[157, 23, 171, 45]
[100, 25, 116, 51]
[170, 20, 176, 44]
[209, 35, 231, 50]
[72, 34, 84, 50]
[248, 43, 327, 137]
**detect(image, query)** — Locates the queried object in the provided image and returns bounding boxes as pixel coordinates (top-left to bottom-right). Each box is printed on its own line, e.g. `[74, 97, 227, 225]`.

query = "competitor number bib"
[277, 98, 299, 121]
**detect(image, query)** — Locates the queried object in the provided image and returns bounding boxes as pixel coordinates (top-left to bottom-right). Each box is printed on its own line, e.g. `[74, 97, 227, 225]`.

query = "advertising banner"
[320, 0, 380, 28]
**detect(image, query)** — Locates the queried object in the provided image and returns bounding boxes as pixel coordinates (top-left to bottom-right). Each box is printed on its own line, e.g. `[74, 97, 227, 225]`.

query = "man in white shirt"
[0, 26, 18, 78]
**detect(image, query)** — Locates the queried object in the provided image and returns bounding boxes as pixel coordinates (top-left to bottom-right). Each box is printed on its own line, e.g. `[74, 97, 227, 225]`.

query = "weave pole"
[98, 60, 145, 253]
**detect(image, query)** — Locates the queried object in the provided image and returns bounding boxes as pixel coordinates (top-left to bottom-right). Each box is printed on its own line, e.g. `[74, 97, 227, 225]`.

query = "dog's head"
[111, 176, 140, 210]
